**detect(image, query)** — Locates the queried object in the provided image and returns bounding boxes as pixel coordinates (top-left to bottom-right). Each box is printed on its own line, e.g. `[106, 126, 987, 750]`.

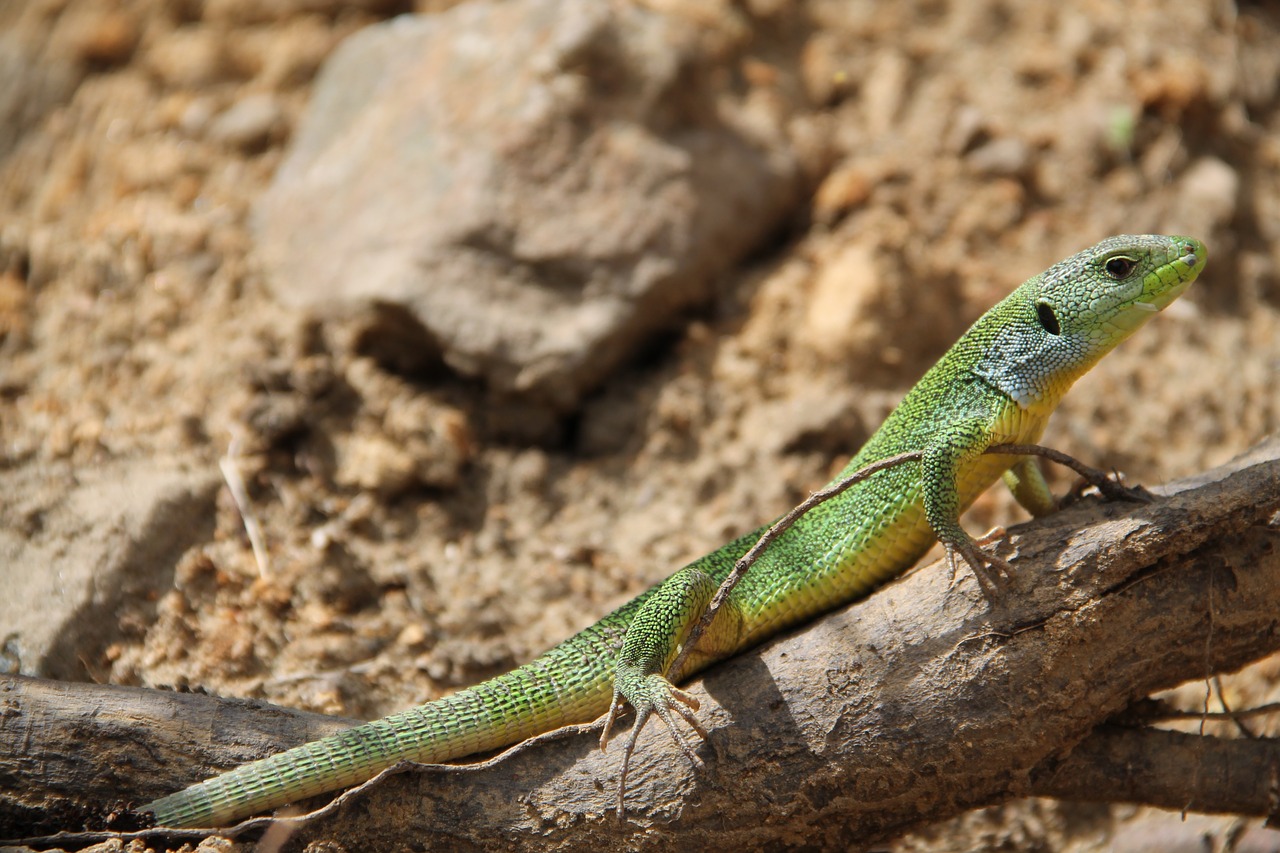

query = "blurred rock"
[210, 92, 288, 151]
[967, 136, 1031, 178]
[1107, 810, 1280, 853]
[256, 0, 800, 409]
[333, 359, 473, 494]
[144, 27, 230, 89]
[1177, 156, 1238, 236]
[60, 8, 140, 67]
[803, 241, 886, 361]
[204, 0, 414, 25]
[0, 459, 219, 680]
[800, 32, 850, 107]
[0, 37, 81, 161]
[945, 105, 986, 155]
[747, 385, 867, 457]
[862, 49, 910, 137]
[812, 162, 873, 224]
[178, 96, 218, 137]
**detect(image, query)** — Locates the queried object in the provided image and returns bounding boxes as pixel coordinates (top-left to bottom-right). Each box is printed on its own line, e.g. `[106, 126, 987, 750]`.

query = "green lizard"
[142, 234, 1206, 828]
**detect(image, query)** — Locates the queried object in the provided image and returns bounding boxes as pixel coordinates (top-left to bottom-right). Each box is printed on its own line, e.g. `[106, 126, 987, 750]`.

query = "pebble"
[209, 93, 287, 151]
[1179, 157, 1238, 232]
[966, 137, 1031, 177]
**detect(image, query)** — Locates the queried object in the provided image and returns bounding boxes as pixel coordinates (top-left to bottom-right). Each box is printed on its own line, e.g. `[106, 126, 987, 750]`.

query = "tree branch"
[3, 436, 1279, 850]
[1030, 725, 1280, 820]
[0, 677, 357, 836]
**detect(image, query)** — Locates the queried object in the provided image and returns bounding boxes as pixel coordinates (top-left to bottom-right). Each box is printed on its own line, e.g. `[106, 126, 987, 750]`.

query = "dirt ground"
[2, 0, 1279, 850]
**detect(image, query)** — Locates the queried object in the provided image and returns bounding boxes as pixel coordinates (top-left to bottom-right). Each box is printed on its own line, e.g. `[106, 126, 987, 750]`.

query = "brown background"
[2, 0, 1278, 849]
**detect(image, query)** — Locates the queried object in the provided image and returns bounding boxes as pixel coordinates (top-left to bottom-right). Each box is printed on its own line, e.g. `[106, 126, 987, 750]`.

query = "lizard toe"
[946, 539, 1014, 600]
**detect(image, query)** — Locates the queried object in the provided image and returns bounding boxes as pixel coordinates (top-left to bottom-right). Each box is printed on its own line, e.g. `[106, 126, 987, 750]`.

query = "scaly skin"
[144, 235, 1206, 828]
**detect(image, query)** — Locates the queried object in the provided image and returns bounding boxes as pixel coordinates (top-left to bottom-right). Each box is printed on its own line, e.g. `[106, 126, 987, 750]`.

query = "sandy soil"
[2, 0, 1278, 849]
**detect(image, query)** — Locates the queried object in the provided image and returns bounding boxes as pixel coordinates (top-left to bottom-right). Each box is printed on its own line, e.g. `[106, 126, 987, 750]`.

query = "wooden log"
[3, 437, 1279, 850]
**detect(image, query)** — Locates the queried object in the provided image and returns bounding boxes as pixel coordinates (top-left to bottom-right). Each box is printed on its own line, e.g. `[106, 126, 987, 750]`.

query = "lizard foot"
[1064, 469, 1154, 507]
[600, 674, 707, 817]
[945, 535, 1015, 601]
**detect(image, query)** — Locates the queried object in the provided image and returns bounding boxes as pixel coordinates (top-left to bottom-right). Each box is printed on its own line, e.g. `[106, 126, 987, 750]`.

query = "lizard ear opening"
[1036, 301, 1061, 335]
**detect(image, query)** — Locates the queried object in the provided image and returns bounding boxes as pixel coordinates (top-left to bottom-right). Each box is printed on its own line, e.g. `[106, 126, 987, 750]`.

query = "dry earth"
[1, 0, 1279, 850]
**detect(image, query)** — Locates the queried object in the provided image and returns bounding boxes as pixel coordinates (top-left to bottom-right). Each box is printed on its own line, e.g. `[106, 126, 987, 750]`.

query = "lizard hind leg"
[599, 563, 729, 815]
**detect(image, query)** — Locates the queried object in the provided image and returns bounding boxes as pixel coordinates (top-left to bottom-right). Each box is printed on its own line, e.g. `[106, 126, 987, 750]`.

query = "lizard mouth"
[1136, 237, 1206, 314]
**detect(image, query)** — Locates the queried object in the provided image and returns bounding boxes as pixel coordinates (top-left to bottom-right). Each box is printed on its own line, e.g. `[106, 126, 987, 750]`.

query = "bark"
[0, 677, 356, 838]
[1031, 726, 1280, 819]
[3, 436, 1279, 851]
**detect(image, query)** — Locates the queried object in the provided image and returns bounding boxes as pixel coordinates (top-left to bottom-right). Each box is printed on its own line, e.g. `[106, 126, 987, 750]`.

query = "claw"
[667, 687, 708, 742]
[616, 705, 650, 817]
[972, 525, 1008, 548]
[946, 535, 1015, 601]
[1102, 481, 1154, 504]
[599, 695, 626, 752]
[650, 686, 706, 766]
[603, 676, 708, 817]
[1066, 469, 1153, 505]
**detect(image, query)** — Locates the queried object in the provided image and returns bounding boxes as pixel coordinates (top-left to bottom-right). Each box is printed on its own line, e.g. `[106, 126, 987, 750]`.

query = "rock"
[801, 236, 963, 374]
[0, 459, 220, 679]
[0, 37, 81, 161]
[862, 49, 911, 137]
[803, 241, 887, 361]
[944, 105, 986, 155]
[334, 433, 421, 496]
[255, 0, 800, 409]
[812, 161, 874, 224]
[1177, 156, 1238, 236]
[332, 359, 473, 495]
[60, 8, 141, 67]
[0, 269, 28, 347]
[254, 17, 338, 89]
[966, 136, 1031, 178]
[204, 0, 409, 25]
[800, 32, 850, 107]
[144, 27, 229, 89]
[178, 96, 218, 137]
[742, 384, 867, 457]
[210, 92, 288, 151]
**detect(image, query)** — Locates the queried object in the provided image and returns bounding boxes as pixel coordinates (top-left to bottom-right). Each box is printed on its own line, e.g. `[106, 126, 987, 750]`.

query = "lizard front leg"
[920, 417, 1018, 596]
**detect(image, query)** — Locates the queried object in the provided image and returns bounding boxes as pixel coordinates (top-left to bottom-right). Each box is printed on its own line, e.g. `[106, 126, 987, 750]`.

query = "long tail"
[143, 612, 630, 828]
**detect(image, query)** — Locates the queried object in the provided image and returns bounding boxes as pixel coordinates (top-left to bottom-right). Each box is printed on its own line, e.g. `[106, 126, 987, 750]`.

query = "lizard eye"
[1036, 301, 1061, 335]
[1104, 256, 1137, 279]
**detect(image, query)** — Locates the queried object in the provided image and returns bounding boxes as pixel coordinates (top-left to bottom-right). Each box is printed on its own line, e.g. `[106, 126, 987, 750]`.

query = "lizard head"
[1034, 234, 1206, 346]
[972, 234, 1207, 410]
